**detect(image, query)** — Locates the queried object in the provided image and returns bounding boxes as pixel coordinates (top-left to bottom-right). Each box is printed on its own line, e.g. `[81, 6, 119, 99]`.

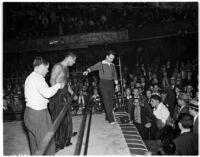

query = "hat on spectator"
[189, 99, 198, 111]
[177, 92, 189, 102]
[152, 92, 161, 97]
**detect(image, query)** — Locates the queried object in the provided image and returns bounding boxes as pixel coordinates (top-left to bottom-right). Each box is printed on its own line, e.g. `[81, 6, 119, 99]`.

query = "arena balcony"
[4, 19, 197, 53]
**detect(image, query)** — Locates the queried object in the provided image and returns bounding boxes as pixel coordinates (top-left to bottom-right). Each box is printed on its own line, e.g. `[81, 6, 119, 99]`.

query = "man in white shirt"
[24, 57, 64, 155]
[150, 94, 171, 130]
[150, 94, 174, 140]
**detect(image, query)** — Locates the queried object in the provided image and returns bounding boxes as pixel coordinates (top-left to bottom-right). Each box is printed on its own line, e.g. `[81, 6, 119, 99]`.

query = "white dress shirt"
[25, 72, 61, 110]
[153, 102, 170, 124]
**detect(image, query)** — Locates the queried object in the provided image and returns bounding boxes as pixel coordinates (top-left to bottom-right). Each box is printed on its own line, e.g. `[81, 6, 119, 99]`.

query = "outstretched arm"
[83, 62, 102, 75]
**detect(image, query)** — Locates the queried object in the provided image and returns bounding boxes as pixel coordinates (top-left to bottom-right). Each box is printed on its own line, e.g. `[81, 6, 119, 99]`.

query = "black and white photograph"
[2, 1, 198, 155]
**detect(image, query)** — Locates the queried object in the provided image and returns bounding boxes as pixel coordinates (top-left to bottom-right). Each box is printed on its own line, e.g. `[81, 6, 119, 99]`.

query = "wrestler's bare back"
[50, 63, 69, 86]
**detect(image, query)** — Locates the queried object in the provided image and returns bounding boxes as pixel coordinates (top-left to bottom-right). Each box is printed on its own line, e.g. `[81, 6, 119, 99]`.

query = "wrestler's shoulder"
[53, 63, 63, 69]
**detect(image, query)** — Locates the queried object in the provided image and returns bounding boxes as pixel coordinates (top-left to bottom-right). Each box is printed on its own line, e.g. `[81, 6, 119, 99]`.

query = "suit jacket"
[193, 116, 198, 134]
[130, 105, 153, 124]
[143, 97, 153, 114]
[173, 105, 189, 120]
[125, 96, 133, 114]
[164, 86, 176, 116]
[173, 132, 198, 155]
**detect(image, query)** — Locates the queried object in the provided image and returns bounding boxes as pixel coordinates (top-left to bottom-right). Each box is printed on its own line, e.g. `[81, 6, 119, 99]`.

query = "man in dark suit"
[188, 99, 198, 134]
[130, 98, 154, 139]
[173, 92, 189, 120]
[173, 92, 190, 137]
[165, 77, 176, 118]
[173, 113, 198, 155]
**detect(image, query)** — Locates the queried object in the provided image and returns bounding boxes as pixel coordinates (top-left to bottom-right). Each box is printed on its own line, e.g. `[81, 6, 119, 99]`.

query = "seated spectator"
[150, 94, 173, 139]
[152, 84, 160, 95]
[124, 87, 133, 114]
[130, 98, 153, 140]
[173, 113, 198, 155]
[173, 92, 190, 137]
[162, 71, 170, 89]
[185, 83, 194, 100]
[173, 92, 189, 121]
[188, 99, 198, 134]
[144, 89, 153, 114]
[91, 88, 102, 112]
[174, 84, 183, 99]
[157, 140, 176, 155]
[76, 89, 86, 114]
[165, 76, 176, 117]
[160, 89, 168, 104]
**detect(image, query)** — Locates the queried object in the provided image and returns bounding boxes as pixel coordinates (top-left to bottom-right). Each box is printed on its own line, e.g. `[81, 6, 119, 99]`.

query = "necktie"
[134, 106, 141, 124]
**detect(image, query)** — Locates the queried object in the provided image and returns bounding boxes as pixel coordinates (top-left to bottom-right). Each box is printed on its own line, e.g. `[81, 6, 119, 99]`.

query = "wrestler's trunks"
[49, 85, 73, 149]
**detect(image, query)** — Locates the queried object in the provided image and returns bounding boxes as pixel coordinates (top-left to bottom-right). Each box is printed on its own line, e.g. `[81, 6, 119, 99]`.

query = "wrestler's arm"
[50, 64, 62, 86]
[67, 77, 78, 100]
[68, 82, 73, 95]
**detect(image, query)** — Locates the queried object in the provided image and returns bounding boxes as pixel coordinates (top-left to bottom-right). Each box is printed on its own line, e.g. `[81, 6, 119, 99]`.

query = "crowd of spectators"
[116, 56, 198, 155]
[4, 2, 197, 40]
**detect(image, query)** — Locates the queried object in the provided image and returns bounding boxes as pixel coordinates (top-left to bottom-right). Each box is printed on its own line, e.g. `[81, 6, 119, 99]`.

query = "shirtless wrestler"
[49, 52, 77, 151]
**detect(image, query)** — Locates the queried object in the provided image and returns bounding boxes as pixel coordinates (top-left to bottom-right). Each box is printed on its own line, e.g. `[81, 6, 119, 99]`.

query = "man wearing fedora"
[173, 92, 190, 137]
[189, 99, 198, 134]
[165, 76, 176, 118]
[173, 92, 189, 120]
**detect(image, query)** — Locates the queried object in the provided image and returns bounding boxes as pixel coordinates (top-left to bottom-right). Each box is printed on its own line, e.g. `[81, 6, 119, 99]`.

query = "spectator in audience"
[91, 87, 102, 112]
[157, 140, 176, 155]
[188, 99, 198, 134]
[165, 76, 176, 117]
[173, 92, 190, 137]
[173, 113, 198, 155]
[150, 94, 172, 139]
[130, 98, 153, 139]
[185, 83, 194, 100]
[124, 87, 133, 114]
[77, 89, 86, 110]
[162, 71, 170, 89]
[144, 89, 153, 114]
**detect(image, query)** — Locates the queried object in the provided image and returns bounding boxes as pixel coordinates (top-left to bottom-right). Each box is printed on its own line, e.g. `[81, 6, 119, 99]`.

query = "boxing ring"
[4, 74, 149, 155]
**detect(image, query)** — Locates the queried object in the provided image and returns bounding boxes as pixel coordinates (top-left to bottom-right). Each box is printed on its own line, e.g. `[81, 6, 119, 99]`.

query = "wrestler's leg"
[64, 109, 73, 146]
